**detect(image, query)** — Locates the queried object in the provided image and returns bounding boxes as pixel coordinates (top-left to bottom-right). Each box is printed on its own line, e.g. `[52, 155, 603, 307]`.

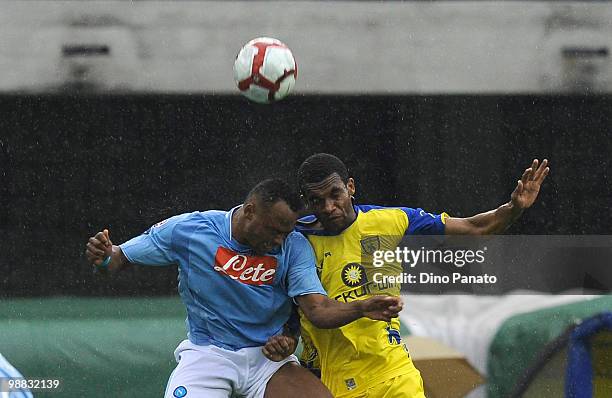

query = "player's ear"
[346, 178, 356, 196]
[243, 202, 256, 220]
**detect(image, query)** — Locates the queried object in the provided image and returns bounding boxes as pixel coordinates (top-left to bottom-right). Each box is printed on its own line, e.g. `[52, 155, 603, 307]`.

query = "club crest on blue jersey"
[173, 386, 187, 397]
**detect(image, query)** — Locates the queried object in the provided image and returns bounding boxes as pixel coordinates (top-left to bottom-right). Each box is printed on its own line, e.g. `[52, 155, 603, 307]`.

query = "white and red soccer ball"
[233, 37, 297, 104]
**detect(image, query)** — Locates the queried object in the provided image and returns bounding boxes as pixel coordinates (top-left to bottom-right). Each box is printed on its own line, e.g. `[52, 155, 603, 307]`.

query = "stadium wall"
[1, 94, 610, 297]
[0, 1, 611, 93]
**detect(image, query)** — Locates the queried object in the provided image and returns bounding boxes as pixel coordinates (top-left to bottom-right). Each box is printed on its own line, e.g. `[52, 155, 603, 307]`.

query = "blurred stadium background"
[0, 1, 610, 397]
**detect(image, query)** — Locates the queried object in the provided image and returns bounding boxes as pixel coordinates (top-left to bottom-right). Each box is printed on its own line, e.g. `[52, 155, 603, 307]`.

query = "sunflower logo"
[341, 263, 367, 287]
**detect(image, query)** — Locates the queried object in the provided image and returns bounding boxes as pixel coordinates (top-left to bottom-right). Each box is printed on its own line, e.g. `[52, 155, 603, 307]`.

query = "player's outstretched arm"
[296, 294, 403, 329]
[445, 159, 550, 235]
[85, 229, 129, 272]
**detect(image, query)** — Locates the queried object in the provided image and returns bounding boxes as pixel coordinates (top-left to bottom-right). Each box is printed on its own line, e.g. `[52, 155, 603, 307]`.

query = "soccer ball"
[233, 37, 297, 104]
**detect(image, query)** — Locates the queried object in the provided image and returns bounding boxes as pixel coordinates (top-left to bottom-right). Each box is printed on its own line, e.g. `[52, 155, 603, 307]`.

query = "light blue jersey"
[0, 353, 33, 398]
[120, 207, 326, 351]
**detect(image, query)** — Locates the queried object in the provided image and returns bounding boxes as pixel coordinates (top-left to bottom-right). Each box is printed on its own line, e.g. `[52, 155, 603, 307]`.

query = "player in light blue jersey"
[85, 178, 403, 398]
[0, 353, 33, 398]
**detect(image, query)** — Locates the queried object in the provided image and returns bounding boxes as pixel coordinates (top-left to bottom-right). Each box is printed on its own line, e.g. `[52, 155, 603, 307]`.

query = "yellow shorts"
[346, 373, 426, 398]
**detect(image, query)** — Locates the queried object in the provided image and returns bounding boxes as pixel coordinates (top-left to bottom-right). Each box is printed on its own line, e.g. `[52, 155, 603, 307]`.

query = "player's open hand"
[262, 334, 298, 362]
[360, 295, 403, 322]
[511, 159, 550, 210]
[85, 229, 113, 266]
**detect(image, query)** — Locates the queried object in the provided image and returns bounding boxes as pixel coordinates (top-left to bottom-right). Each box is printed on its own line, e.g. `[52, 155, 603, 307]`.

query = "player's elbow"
[297, 295, 346, 329]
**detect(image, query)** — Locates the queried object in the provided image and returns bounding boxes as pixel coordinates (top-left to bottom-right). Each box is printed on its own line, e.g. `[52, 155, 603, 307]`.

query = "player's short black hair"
[298, 153, 349, 193]
[245, 178, 303, 213]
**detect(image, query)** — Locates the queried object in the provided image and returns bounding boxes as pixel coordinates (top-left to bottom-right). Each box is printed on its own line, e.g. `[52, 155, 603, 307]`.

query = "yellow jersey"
[297, 204, 448, 397]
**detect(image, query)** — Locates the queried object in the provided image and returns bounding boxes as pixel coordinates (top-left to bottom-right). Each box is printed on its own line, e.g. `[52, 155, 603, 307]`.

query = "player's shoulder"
[354, 205, 417, 236]
[179, 210, 233, 232]
[196, 209, 230, 221]
[285, 230, 311, 246]
[280, 230, 316, 259]
[146, 210, 229, 231]
[353, 204, 415, 223]
[160, 210, 220, 224]
[356, 204, 413, 213]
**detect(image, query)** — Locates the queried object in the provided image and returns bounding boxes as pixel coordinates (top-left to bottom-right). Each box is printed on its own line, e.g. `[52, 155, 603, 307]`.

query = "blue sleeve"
[0, 354, 33, 397]
[119, 213, 190, 266]
[285, 234, 327, 298]
[400, 207, 448, 235]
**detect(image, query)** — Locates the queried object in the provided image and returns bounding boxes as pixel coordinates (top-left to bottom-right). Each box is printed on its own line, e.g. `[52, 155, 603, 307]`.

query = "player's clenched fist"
[85, 229, 113, 266]
[360, 295, 404, 322]
[262, 335, 298, 362]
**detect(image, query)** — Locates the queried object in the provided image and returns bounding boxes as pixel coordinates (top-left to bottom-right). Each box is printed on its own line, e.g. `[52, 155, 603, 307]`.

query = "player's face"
[246, 200, 297, 255]
[303, 173, 356, 232]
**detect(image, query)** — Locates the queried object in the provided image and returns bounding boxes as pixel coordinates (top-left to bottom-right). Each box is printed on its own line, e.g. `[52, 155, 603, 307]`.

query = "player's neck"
[330, 205, 357, 232]
[343, 205, 357, 228]
[231, 207, 250, 246]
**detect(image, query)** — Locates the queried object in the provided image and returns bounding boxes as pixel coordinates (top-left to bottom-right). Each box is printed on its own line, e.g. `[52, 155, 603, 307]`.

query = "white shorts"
[163, 339, 299, 398]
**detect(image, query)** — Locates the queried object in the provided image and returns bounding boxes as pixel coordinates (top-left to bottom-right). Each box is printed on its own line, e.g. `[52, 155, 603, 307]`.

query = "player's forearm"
[463, 201, 523, 235]
[304, 299, 364, 329]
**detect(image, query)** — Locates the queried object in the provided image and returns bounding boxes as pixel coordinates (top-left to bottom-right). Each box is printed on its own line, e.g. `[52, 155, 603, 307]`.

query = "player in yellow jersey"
[264, 153, 550, 397]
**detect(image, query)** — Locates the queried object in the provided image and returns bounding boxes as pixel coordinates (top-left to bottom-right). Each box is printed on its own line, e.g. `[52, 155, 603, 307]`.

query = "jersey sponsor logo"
[334, 278, 400, 303]
[341, 263, 367, 287]
[334, 282, 373, 302]
[214, 247, 277, 286]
